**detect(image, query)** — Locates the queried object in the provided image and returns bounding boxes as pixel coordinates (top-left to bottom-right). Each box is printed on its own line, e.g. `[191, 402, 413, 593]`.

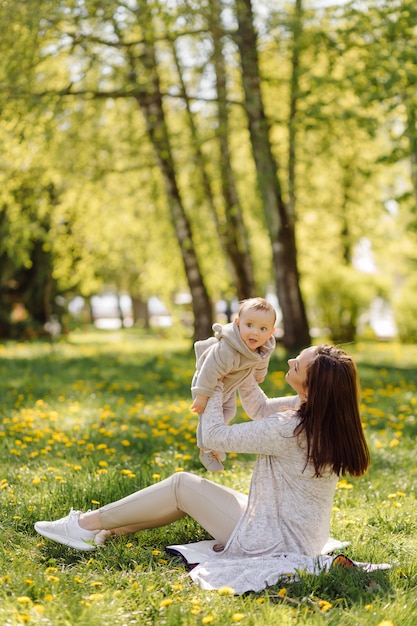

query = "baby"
[191, 297, 276, 471]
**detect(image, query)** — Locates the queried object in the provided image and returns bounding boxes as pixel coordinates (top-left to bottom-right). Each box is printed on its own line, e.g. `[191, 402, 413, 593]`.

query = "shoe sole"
[34, 523, 96, 551]
[199, 452, 225, 472]
[201, 463, 224, 472]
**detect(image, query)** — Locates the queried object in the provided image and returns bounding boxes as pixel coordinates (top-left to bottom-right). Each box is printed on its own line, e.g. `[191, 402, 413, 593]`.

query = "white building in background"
[69, 293, 172, 329]
[353, 238, 396, 339]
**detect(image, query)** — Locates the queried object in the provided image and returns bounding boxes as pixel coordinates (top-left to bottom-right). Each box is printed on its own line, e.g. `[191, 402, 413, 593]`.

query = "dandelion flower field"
[0, 332, 416, 625]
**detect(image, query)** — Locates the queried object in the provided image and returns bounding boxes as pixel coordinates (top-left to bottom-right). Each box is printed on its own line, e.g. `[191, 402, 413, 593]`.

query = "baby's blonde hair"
[238, 298, 276, 325]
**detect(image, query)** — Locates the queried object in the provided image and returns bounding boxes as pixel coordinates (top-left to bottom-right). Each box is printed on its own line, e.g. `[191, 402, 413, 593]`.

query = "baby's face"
[236, 309, 275, 351]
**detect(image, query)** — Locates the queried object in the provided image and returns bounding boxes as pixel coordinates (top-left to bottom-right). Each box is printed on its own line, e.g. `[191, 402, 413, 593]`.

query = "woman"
[35, 345, 370, 592]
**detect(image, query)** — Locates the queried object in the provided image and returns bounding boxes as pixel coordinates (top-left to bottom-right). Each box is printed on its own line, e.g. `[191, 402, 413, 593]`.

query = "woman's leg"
[91, 472, 247, 545]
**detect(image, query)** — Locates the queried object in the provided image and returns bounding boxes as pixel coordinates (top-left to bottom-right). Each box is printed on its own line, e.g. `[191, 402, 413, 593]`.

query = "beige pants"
[99, 472, 248, 544]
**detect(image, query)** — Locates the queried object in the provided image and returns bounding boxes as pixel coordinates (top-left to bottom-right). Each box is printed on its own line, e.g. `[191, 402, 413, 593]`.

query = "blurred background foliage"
[1, 0, 416, 348]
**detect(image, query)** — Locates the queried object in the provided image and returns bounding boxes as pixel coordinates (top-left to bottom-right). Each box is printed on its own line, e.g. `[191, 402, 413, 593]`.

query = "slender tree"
[169, 31, 255, 301]
[208, 0, 256, 299]
[125, 28, 213, 340]
[233, 0, 310, 350]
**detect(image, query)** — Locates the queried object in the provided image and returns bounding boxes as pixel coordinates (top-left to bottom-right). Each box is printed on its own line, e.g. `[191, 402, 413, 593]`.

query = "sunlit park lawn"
[0, 330, 416, 625]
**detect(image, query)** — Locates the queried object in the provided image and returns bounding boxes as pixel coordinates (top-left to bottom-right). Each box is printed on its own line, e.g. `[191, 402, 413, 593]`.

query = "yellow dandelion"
[47, 575, 60, 583]
[152, 549, 161, 556]
[159, 598, 173, 607]
[88, 593, 104, 601]
[232, 613, 246, 622]
[277, 587, 287, 596]
[43, 594, 54, 601]
[337, 479, 353, 490]
[218, 586, 235, 595]
[32, 477, 41, 485]
[90, 581, 103, 588]
[120, 469, 135, 477]
[202, 616, 215, 624]
[32, 604, 44, 615]
[376, 622, 394, 626]
[318, 600, 332, 612]
[16, 596, 32, 604]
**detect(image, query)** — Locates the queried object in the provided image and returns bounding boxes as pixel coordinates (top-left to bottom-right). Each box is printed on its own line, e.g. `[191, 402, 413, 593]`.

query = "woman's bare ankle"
[78, 511, 102, 531]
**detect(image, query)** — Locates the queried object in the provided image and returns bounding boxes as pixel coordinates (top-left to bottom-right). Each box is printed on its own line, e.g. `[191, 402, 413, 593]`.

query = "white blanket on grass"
[166, 539, 391, 594]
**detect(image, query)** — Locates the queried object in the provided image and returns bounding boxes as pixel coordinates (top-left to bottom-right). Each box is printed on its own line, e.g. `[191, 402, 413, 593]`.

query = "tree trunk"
[209, 0, 256, 299]
[405, 102, 417, 205]
[170, 23, 255, 300]
[116, 292, 125, 328]
[129, 38, 213, 341]
[131, 296, 150, 328]
[288, 0, 303, 219]
[234, 0, 310, 350]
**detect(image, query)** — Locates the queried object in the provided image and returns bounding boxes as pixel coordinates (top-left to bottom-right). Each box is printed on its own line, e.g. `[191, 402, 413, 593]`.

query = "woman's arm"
[202, 387, 298, 455]
[238, 375, 299, 420]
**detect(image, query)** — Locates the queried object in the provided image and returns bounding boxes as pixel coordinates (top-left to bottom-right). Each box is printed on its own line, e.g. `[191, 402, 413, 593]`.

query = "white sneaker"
[199, 449, 226, 472]
[34, 509, 99, 551]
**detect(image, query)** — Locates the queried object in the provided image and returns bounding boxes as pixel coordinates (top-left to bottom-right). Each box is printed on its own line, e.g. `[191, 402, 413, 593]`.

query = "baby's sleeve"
[191, 341, 237, 398]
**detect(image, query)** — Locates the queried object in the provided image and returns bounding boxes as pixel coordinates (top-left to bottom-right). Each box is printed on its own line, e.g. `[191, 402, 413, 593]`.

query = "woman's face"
[285, 346, 317, 397]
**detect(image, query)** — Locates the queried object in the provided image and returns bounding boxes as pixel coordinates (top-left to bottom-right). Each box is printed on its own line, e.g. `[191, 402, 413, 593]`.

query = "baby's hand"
[190, 394, 208, 414]
[255, 375, 265, 383]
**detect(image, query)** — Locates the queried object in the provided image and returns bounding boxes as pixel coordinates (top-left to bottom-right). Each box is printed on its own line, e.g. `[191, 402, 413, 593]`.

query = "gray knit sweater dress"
[190, 379, 339, 592]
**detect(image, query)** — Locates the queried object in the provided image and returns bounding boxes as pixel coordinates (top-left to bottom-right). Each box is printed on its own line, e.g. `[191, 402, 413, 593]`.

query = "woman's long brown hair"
[294, 345, 370, 477]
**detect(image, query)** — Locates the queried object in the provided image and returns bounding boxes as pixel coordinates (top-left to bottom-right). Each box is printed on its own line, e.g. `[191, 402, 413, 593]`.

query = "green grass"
[0, 330, 416, 625]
